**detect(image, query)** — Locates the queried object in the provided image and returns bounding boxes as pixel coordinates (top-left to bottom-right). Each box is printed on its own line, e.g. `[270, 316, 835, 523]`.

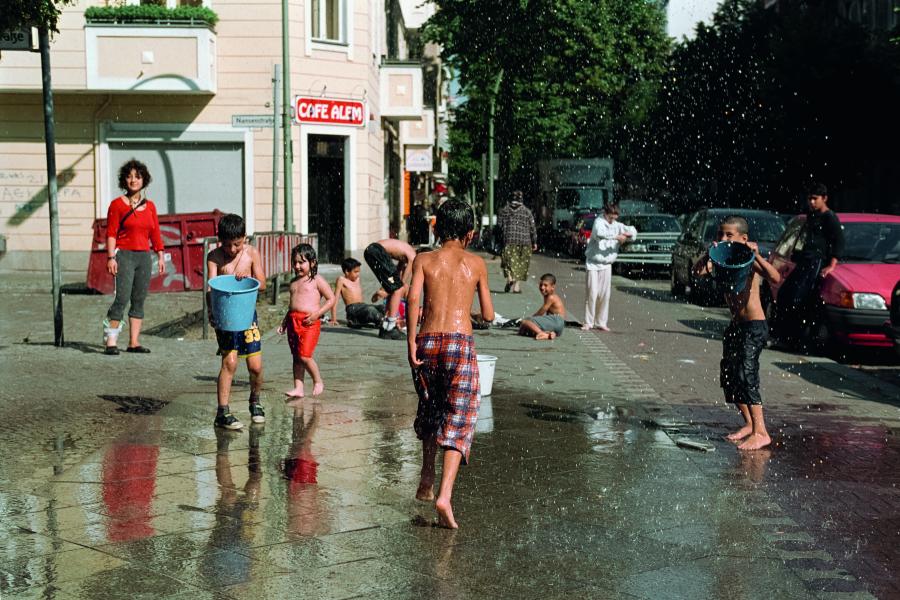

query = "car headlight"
[852, 293, 887, 310]
[626, 244, 647, 253]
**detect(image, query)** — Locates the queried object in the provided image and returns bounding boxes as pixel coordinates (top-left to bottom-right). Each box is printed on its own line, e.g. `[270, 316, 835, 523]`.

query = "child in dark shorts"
[693, 216, 782, 451]
[331, 257, 385, 328]
[518, 273, 567, 340]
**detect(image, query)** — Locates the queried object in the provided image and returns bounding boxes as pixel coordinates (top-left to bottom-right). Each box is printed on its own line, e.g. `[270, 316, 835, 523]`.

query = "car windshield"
[620, 215, 681, 232]
[839, 222, 900, 263]
[703, 214, 785, 242]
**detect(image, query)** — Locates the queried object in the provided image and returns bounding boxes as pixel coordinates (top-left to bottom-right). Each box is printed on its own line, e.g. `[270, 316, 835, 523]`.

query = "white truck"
[536, 158, 614, 229]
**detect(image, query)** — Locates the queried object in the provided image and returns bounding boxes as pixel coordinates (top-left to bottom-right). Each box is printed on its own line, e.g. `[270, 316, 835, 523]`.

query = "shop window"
[311, 0, 346, 43]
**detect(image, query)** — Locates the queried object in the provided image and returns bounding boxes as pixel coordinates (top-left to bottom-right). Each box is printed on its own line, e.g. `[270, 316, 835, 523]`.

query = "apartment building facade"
[0, 0, 440, 271]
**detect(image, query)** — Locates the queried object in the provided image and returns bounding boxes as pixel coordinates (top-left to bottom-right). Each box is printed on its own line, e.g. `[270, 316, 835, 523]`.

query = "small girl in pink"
[277, 244, 336, 397]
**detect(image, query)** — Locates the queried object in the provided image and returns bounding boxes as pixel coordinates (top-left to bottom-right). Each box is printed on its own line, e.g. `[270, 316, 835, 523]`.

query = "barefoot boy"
[518, 273, 567, 340]
[330, 258, 385, 328]
[363, 238, 416, 340]
[278, 243, 336, 398]
[693, 216, 781, 451]
[407, 199, 494, 529]
[206, 214, 267, 430]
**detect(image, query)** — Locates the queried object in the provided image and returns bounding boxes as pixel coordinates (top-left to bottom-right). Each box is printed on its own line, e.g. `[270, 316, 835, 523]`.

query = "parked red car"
[567, 211, 599, 259]
[767, 213, 900, 348]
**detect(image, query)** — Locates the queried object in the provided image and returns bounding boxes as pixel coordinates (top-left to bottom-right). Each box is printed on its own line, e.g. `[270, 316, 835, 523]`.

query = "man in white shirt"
[582, 204, 637, 331]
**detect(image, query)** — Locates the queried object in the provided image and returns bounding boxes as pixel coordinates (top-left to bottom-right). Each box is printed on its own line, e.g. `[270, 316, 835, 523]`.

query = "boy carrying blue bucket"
[207, 214, 267, 430]
[692, 216, 781, 451]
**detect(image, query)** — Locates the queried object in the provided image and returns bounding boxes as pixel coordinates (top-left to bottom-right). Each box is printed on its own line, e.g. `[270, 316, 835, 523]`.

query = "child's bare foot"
[284, 385, 304, 398]
[535, 331, 551, 340]
[435, 498, 458, 529]
[312, 382, 324, 396]
[726, 425, 753, 441]
[415, 482, 435, 502]
[738, 433, 771, 451]
[597, 325, 610, 332]
[548, 332, 557, 340]
[580, 324, 592, 331]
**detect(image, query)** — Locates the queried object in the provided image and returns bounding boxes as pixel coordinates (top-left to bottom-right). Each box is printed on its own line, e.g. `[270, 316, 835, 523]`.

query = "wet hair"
[341, 257, 361, 273]
[292, 243, 318, 279]
[540, 273, 557, 285]
[511, 190, 524, 202]
[604, 203, 620, 215]
[720, 215, 749, 235]
[806, 182, 828, 197]
[435, 199, 474, 241]
[217, 214, 246, 242]
[117, 159, 151, 191]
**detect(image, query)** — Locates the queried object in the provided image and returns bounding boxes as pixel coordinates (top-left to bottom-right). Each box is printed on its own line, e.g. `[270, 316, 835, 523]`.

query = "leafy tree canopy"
[1, 0, 76, 34]
[423, 0, 671, 193]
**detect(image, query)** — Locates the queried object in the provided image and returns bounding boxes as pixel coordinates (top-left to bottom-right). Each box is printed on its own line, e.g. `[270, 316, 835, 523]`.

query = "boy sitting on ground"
[407, 199, 494, 529]
[518, 273, 567, 340]
[331, 258, 385, 328]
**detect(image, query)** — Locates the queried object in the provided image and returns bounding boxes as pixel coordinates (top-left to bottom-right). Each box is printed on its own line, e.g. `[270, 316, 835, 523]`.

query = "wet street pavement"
[1, 255, 898, 599]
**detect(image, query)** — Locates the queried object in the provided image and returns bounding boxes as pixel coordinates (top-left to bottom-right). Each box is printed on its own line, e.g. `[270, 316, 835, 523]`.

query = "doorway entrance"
[307, 135, 345, 263]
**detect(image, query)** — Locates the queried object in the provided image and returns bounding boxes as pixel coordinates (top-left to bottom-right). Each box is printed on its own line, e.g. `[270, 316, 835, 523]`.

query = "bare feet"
[435, 498, 458, 529]
[597, 325, 610, 332]
[548, 332, 557, 340]
[737, 433, 772, 451]
[312, 382, 324, 396]
[535, 331, 551, 340]
[726, 425, 753, 441]
[580, 324, 592, 331]
[416, 482, 435, 502]
[284, 385, 304, 398]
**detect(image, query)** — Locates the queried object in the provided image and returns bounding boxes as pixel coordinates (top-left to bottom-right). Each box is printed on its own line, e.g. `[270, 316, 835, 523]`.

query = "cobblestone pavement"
[0, 255, 897, 599]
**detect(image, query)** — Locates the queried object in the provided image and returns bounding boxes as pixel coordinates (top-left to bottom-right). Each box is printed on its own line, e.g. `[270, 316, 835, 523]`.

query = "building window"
[312, 0, 346, 43]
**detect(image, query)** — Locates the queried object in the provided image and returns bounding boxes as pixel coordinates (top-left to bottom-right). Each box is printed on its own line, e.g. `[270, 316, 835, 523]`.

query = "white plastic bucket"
[477, 354, 498, 396]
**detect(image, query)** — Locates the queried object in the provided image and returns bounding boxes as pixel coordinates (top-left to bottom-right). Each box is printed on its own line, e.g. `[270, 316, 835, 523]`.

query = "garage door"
[108, 141, 244, 216]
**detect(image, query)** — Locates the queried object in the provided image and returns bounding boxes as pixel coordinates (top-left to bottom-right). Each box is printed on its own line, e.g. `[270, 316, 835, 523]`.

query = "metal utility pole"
[271, 63, 281, 230]
[281, 0, 294, 231]
[39, 27, 63, 347]
[486, 69, 503, 227]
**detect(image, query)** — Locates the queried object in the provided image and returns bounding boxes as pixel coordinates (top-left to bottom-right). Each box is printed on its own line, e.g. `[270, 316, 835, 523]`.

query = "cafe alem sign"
[294, 96, 367, 127]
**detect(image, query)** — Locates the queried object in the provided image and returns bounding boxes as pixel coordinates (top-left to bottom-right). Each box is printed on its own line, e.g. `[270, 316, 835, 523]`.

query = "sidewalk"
[0, 257, 855, 599]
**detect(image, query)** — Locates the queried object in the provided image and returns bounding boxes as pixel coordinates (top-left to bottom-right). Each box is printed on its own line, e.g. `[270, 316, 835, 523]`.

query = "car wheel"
[670, 264, 685, 297]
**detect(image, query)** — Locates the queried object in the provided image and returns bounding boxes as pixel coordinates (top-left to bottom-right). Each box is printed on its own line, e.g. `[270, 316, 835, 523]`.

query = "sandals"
[104, 347, 120, 356]
[126, 346, 151, 353]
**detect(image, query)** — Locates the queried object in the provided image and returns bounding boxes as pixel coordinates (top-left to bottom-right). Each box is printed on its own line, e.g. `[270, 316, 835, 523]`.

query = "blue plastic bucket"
[208, 275, 260, 331]
[709, 242, 755, 294]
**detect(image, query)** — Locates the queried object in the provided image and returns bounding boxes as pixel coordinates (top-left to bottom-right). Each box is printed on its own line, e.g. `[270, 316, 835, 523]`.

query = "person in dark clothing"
[801, 183, 844, 279]
[774, 183, 844, 342]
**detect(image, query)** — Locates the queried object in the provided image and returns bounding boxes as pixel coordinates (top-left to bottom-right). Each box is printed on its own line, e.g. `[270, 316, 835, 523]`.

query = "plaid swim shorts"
[412, 332, 480, 464]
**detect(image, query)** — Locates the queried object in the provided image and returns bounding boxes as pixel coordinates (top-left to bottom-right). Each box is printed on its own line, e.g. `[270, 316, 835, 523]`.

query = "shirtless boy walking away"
[519, 273, 567, 340]
[331, 258, 385, 328]
[206, 214, 267, 430]
[407, 199, 494, 529]
[364, 238, 417, 340]
[693, 216, 781, 451]
[279, 243, 336, 398]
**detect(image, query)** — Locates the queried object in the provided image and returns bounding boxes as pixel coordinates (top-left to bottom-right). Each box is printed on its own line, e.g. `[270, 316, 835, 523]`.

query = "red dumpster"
[87, 210, 224, 294]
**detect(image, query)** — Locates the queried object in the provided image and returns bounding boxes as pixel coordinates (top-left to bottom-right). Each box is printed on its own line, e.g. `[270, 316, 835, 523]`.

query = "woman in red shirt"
[103, 160, 165, 355]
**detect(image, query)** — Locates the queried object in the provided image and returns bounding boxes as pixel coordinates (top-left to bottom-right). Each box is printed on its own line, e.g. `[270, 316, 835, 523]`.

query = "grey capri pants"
[106, 249, 153, 321]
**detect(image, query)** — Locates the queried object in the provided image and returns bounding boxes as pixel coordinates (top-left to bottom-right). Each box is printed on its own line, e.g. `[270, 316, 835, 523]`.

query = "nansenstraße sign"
[1, 28, 37, 51]
[232, 114, 275, 128]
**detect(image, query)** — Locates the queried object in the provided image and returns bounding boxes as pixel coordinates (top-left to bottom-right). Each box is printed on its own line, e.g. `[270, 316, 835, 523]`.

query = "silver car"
[615, 213, 682, 273]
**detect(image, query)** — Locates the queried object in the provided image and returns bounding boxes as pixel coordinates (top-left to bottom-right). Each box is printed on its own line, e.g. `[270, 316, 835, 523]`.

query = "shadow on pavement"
[772, 361, 900, 407]
[615, 284, 682, 305]
[98, 394, 170, 415]
[20, 340, 105, 354]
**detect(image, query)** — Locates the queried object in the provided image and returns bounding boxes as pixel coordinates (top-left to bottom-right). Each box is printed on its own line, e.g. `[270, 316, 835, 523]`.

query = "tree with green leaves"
[1, 0, 75, 34]
[424, 0, 671, 197]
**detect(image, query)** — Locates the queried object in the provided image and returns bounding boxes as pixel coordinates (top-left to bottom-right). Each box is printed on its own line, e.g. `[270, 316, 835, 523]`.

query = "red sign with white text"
[294, 97, 367, 127]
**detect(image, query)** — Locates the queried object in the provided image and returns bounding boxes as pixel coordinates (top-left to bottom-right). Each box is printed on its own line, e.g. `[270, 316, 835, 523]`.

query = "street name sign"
[294, 97, 366, 127]
[0, 28, 35, 51]
[232, 114, 275, 128]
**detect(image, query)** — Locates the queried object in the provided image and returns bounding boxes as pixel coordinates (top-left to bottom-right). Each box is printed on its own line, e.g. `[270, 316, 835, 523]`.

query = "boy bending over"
[331, 257, 385, 328]
[518, 273, 567, 340]
[363, 238, 416, 340]
[693, 216, 781, 451]
[407, 199, 494, 529]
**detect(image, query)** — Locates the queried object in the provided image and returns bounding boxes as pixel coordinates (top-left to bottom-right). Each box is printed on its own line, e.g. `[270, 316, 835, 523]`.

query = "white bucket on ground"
[477, 354, 498, 396]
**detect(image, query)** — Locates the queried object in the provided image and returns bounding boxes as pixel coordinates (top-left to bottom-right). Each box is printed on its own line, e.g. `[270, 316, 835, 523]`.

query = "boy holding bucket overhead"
[407, 199, 494, 529]
[207, 214, 267, 431]
[692, 216, 781, 451]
